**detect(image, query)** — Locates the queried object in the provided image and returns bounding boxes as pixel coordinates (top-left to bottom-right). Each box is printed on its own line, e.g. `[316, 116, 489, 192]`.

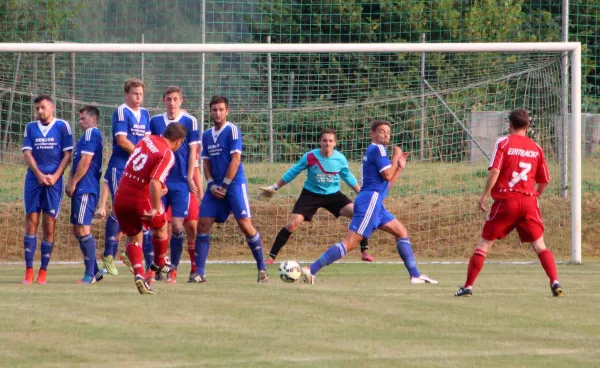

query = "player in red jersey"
[455, 108, 563, 297]
[113, 123, 187, 294]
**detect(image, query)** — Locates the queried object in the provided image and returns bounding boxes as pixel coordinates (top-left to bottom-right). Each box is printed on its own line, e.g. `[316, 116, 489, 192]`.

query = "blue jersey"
[72, 127, 103, 195]
[361, 143, 391, 195]
[107, 104, 150, 169]
[149, 112, 201, 183]
[22, 119, 73, 174]
[282, 149, 358, 195]
[201, 122, 246, 184]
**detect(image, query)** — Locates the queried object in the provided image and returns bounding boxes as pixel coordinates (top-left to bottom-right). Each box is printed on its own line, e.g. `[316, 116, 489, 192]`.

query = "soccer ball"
[278, 261, 302, 283]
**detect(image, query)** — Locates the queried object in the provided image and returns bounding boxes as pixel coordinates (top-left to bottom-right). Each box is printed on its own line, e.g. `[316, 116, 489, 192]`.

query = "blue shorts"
[103, 166, 123, 203]
[163, 180, 193, 218]
[199, 183, 251, 223]
[349, 191, 395, 238]
[24, 172, 64, 218]
[70, 192, 98, 225]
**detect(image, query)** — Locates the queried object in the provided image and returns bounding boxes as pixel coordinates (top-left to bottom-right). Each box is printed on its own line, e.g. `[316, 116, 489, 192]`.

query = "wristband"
[272, 182, 279, 191]
[222, 177, 232, 190]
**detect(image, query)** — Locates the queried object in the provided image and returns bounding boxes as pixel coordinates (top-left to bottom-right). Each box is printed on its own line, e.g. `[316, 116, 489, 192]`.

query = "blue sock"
[79, 235, 97, 278]
[247, 233, 266, 271]
[104, 214, 120, 257]
[170, 231, 185, 268]
[310, 242, 347, 275]
[142, 230, 154, 271]
[194, 233, 210, 277]
[24, 234, 37, 268]
[40, 240, 54, 271]
[396, 238, 421, 278]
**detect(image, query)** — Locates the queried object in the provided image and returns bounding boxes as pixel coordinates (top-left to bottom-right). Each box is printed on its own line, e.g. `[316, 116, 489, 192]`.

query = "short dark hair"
[163, 86, 183, 99]
[210, 95, 229, 109]
[33, 95, 53, 104]
[79, 106, 100, 120]
[371, 120, 391, 132]
[162, 122, 187, 141]
[124, 78, 145, 93]
[319, 128, 337, 140]
[508, 108, 530, 129]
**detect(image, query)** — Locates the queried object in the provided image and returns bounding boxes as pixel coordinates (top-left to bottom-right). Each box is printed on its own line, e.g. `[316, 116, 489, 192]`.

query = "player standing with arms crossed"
[65, 106, 104, 283]
[300, 120, 437, 285]
[101, 78, 151, 275]
[260, 128, 374, 264]
[21, 95, 73, 284]
[189, 95, 268, 283]
[149, 87, 202, 283]
[455, 108, 563, 297]
[113, 123, 186, 294]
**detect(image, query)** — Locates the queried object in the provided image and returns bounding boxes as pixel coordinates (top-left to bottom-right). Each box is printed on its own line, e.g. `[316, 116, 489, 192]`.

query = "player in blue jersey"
[65, 106, 104, 284]
[149, 87, 202, 283]
[259, 128, 374, 263]
[102, 78, 151, 276]
[21, 95, 73, 284]
[189, 95, 268, 283]
[300, 120, 438, 285]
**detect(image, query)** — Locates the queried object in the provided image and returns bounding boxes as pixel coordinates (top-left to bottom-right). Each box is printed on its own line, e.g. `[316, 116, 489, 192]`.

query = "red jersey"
[488, 134, 550, 199]
[118, 135, 175, 196]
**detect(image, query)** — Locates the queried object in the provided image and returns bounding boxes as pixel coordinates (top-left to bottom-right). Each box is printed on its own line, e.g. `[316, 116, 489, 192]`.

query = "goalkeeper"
[261, 128, 373, 264]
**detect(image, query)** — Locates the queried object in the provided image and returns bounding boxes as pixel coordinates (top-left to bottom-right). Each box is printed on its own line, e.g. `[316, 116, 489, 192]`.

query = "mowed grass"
[1, 263, 600, 367]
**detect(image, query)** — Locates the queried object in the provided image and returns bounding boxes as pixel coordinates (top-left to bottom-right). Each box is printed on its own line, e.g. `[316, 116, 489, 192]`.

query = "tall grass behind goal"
[0, 43, 582, 262]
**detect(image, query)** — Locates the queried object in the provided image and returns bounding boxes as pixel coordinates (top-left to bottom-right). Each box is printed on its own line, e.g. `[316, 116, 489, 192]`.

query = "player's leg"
[184, 218, 199, 277]
[125, 231, 154, 294]
[37, 180, 63, 285]
[190, 190, 221, 283]
[167, 184, 189, 283]
[22, 176, 42, 284]
[267, 213, 305, 264]
[301, 230, 362, 284]
[338, 201, 373, 262]
[456, 199, 515, 297]
[102, 169, 120, 275]
[231, 183, 268, 282]
[71, 193, 100, 283]
[517, 197, 562, 297]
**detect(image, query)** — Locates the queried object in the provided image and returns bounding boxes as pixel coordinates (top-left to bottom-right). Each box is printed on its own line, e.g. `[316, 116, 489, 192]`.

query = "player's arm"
[535, 149, 551, 197]
[479, 168, 501, 212]
[114, 112, 135, 154]
[23, 150, 45, 185]
[193, 163, 203, 201]
[66, 153, 92, 198]
[96, 181, 110, 219]
[218, 151, 241, 198]
[187, 143, 199, 196]
[388, 150, 410, 188]
[47, 150, 72, 186]
[379, 147, 402, 182]
[261, 153, 308, 194]
[115, 135, 135, 154]
[339, 158, 360, 194]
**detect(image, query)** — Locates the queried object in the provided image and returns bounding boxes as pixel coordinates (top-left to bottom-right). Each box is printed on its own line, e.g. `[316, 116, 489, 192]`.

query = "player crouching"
[113, 123, 186, 294]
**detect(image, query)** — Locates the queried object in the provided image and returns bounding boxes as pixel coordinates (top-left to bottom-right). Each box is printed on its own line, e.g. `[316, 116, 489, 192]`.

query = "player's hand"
[392, 146, 402, 158]
[35, 173, 47, 186]
[479, 194, 489, 212]
[259, 185, 277, 199]
[44, 174, 58, 186]
[161, 186, 168, 196]
[213, 186, 227, 199]
[95, 206, 107, 219]
[65, 179, 75, 198]
[142, 208, 159, 221]
[187, 178, 199, 197]
[397, 151, 410, 169]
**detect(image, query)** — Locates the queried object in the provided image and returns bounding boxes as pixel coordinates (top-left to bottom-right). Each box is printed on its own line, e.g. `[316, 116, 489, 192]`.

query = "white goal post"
[0, 42, 582, 263]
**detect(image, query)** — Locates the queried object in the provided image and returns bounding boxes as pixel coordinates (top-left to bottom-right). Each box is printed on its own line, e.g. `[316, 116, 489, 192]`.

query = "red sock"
[152, 237, 169, 266]
[126, 242, 144, 277]
[464, 248, 487, 288]
[187, 243, 196, 273]
[537, 249, 558, 285]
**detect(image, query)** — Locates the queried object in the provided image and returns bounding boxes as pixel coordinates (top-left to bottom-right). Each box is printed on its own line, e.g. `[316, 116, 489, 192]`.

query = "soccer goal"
[0, 42, 582, 263]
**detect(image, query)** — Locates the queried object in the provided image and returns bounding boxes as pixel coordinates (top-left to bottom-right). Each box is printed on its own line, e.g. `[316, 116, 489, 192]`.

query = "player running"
[455, 108, 563, 297]
[21, 95, 73, 284]
[260, 128, 373, 264]
[300, 120, 437, 285]
[189, 95, 268, 284]
[149, 87, 202, 283]
[113, 123, 186, 294]
[102, 78, 151, 276]
[65, 106, 104, 284]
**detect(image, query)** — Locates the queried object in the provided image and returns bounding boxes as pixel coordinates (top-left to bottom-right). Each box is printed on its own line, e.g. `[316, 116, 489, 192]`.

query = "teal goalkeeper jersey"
[282, 149, 358, 195]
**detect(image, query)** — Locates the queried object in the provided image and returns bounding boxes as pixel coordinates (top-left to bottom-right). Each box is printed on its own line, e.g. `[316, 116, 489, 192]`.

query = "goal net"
[0, 43, 581, 262]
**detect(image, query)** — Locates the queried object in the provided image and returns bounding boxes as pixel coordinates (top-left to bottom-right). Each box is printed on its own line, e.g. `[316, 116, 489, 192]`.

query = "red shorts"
[166, 193, 199, 223]
[481, 195, 544, 243]
[114, 189, 167, 237]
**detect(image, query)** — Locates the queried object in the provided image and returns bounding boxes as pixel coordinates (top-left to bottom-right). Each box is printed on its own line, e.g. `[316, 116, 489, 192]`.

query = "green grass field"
[1, 262, 599, 367]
